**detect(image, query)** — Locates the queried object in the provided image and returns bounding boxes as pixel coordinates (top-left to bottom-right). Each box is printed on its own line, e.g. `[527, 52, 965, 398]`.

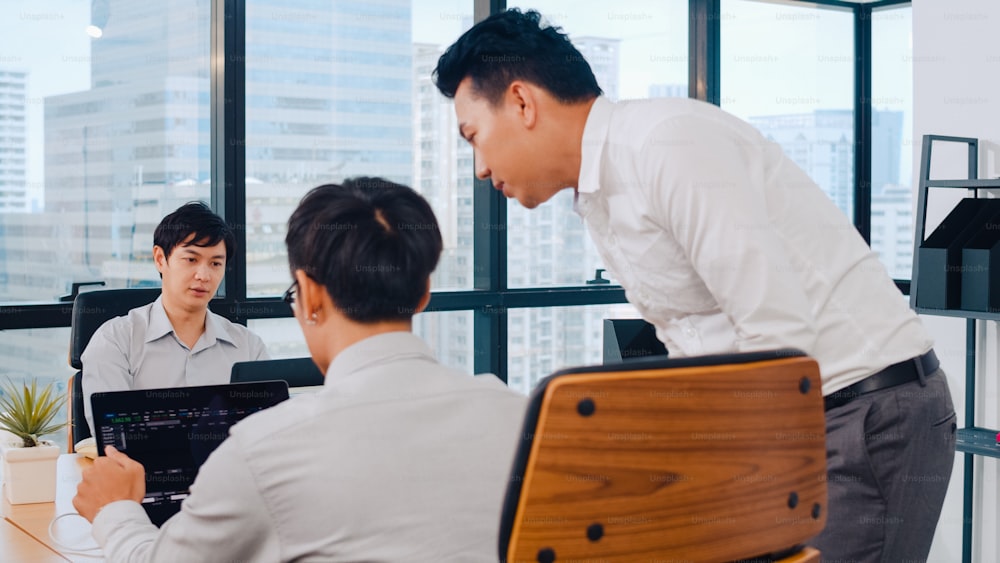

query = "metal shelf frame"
[910, 134, 995, 563]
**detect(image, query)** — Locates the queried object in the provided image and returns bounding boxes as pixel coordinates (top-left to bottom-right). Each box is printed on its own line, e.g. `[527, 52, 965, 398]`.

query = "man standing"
[434, 9, 955, 562]
[82, 202, 268, 436]
[74, 179, 528, 561]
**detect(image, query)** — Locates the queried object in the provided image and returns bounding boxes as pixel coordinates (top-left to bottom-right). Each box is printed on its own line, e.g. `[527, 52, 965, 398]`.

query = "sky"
[0, 0, 90, 206]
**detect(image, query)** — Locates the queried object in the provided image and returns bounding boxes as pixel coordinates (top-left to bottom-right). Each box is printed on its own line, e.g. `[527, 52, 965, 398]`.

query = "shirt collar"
[325, 332, 435, 385]
[203, 308, 236, 347]
[577, 96, 613, 195]
[145, 296, 175, 343]
[145, 295, 236, 348]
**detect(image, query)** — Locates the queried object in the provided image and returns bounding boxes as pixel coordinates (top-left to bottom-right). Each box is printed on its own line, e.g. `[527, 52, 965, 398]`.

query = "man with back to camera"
[81, 202, 268, 437]
[434, 9, 956, 562]
[73, 178, 529, 561]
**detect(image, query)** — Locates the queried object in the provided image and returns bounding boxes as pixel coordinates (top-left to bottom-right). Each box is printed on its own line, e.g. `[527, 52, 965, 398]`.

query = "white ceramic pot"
[1, 440, 60, 504]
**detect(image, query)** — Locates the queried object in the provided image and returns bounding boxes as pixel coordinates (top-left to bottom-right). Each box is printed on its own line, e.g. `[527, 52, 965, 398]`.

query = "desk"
[1, 455, 102, 562]
[0, 518, 69, 562]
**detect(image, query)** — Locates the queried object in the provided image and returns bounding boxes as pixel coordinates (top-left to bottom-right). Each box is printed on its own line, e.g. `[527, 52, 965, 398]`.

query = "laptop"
[90, 381, 290, 526]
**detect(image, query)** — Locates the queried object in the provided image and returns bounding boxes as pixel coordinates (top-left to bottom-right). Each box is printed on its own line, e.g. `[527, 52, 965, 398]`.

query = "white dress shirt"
[81, 296, 269, 435]
[577, 96, 931, 395]
[90, 331, 529, 562]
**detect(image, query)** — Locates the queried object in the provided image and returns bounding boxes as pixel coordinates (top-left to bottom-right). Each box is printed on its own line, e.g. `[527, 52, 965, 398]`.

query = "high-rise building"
[411, 41, 475, 372]
[749, 109, 855, 214]
[749, 108, 909, 278]
[408, 33, 625, 388]
[503, 35, 622, 393]
[0, 1, 415, 381]
[0, 69, 27, 212]
[3, 0, 414, 300]
[871, 183, 913, 279]
[575, 37, 621, 101]
[648, 83, 687, 99]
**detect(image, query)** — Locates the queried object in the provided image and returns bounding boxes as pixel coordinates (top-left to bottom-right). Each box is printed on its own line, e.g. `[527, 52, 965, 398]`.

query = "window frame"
[0, 0, 914, 382]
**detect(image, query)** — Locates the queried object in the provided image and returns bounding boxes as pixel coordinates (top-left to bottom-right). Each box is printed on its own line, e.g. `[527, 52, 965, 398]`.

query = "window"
[507, 303, 642, 395]
[0, 327, 73, 451]
[244, 0, 474, 299]
[250, 310, 474, 375]
[0, 1, 910, 407]
[0, 2, 210, 303]
[721, 0, 855, 220]
[870, 5, 913, 280]
[505, 1, 689, 289]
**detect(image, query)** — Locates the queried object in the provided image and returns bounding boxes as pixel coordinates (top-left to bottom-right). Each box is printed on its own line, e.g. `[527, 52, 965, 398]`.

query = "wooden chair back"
[499, 350, 826, 562]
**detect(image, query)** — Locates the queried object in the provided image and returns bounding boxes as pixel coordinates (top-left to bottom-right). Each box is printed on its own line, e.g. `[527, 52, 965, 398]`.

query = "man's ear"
[508, 81, 537, 129]
[414, 278, 432, 315]
[295, 269, 328, 323]
[153, 246, 167, 274]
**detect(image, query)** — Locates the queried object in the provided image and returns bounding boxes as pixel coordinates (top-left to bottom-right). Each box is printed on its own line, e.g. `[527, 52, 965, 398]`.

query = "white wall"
[914, 1, 1000, 561]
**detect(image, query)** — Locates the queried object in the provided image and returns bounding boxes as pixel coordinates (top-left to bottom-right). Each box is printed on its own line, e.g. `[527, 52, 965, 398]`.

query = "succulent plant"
[0, 378, 67, 448]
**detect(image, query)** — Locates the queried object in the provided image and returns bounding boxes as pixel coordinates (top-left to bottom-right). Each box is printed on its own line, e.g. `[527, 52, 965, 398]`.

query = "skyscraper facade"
[0, 69, 27, 212]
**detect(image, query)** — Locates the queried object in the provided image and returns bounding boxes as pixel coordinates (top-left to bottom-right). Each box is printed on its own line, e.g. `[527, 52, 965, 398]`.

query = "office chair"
[230, 357, 324, 387]
[67, 288, 162, 448]
[499, 349, 826, 563]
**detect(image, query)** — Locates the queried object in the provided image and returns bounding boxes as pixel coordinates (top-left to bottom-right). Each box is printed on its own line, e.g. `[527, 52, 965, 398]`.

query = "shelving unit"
[910, 134, 1000, 563]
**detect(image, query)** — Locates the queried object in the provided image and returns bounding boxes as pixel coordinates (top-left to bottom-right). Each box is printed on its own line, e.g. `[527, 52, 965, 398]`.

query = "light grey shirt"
[82, 296, 269, 436]
[577, 96, 932, 395]
[90, 331, 528, 562]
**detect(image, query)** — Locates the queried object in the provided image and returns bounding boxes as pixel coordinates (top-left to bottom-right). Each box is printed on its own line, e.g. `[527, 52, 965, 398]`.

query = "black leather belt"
[824, 350, 940, 412]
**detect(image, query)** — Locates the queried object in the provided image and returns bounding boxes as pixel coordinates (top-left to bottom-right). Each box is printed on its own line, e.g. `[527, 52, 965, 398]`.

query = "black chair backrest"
[68, 288, 161, 444]
[230, 358, 324, 387]
[70, 288, 163, 369]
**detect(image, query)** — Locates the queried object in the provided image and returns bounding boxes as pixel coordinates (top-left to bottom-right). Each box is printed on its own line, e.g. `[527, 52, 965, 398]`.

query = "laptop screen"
[90, 381, 290, 526]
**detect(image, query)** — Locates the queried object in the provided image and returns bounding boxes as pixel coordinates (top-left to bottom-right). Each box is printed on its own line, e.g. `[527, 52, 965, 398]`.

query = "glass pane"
[243, 0, 475, 297]
[721, 0, 854, 220]
[413, 310, 474, 375]
[0, 1, 211, 303]
[247, 317, 308, 359]
[870, 6, 913, 280]
[0, 328, 74, 452]
[249, 310, 474, 375]
[506, 303, 643, 395]
[505, 1, 689, 288]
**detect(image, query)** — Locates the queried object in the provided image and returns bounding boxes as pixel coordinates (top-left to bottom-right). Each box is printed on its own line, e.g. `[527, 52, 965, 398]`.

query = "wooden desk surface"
[2, 454, 103, 562]
[0, 518, 70, 562]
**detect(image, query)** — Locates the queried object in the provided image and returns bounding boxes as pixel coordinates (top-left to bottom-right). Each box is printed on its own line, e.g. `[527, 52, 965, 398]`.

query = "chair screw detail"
[799, 377, 811, 394]
[788, 492, 799, 509]
[577, 398, 596, 417]
[537, 547, 556, 563]
[587, 523, 604, 541]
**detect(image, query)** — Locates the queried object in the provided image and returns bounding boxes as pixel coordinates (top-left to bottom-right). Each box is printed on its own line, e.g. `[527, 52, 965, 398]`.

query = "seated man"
[82, 202, 268, 436]
[74, 178, 529, 561]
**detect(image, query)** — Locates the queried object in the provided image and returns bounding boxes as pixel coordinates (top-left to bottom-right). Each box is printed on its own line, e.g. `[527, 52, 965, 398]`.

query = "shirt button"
[684, 327, 697, 338]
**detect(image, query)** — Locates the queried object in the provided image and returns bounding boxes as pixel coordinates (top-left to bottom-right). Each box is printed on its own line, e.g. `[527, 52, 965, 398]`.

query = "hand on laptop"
[73, 446, 147, 522]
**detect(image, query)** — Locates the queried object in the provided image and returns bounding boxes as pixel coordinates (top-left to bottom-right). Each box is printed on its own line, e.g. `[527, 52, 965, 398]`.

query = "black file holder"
[916, 198, 1000, 309]
[960, 210, 1000, 312]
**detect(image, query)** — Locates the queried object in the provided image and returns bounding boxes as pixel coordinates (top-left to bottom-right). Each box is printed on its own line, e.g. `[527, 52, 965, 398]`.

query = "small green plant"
[0, 378, 67, 448]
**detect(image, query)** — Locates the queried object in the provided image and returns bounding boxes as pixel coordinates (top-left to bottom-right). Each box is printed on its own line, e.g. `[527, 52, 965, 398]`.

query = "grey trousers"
[810, 368, 956, 563]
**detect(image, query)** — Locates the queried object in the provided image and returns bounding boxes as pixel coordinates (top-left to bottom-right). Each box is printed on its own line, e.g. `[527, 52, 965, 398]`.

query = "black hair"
[433, 8, 602, 105]
[285, 177, 443, 323]
[153, 201, 235, 261]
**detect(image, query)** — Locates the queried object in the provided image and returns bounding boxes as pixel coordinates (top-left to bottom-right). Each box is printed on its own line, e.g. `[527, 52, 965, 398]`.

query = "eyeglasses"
[282, 280, 298, 306]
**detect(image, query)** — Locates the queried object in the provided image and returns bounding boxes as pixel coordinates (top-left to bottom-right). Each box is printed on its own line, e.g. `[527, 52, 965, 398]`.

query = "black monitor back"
[603, 319, 668, 364]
